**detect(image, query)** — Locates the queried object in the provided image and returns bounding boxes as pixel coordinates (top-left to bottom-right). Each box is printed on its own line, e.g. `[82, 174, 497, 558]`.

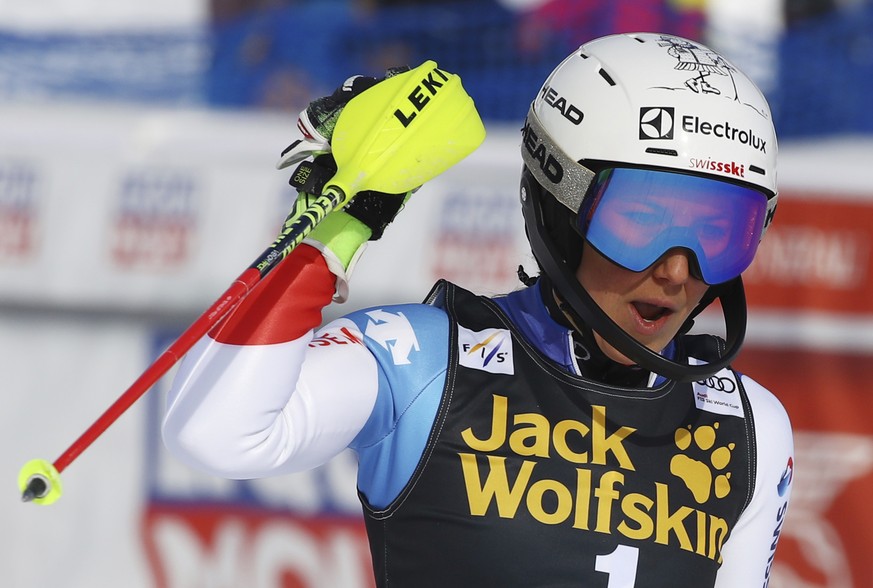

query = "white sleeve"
[161, 318, 379, 479]
[715, 374, 794, 587]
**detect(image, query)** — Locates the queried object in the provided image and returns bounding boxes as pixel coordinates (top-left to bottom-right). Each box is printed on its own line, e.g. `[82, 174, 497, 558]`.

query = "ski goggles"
[581, 167, 769, 285]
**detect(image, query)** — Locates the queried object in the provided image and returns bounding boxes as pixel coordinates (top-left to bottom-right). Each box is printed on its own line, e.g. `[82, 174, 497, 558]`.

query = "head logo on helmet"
[522, 119, 564, 184]
[540, 84, 584, 125]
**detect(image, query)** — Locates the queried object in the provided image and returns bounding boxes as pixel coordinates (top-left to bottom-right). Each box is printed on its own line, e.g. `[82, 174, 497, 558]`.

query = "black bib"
[361, 281, 756, 587]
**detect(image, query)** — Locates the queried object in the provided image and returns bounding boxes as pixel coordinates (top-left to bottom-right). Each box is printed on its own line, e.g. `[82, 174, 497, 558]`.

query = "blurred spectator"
[204, 0, 708, 118]
[256, 65, 321, 113]
[513, 0, 706, 58]
[207, 0, 354, 110]
[210, 0, 298, 24]
[772, 0, 873, 136]
[784, 0, 837, 26]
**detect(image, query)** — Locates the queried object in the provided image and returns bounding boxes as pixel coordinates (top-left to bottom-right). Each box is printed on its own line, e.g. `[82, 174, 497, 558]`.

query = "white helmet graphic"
[519, 32, 779, 381]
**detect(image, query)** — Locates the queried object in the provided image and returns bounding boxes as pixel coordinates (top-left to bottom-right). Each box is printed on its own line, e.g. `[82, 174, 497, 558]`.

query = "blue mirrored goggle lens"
[581, 168, 768, 285]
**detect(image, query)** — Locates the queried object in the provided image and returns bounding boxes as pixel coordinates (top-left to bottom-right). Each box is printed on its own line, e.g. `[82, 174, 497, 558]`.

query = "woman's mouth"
[628, 301, 675, 338]
[632, 301, 672, 323]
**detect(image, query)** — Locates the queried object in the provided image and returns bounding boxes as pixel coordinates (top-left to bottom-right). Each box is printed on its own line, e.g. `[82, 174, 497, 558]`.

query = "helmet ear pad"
[520, 167, 585, 273]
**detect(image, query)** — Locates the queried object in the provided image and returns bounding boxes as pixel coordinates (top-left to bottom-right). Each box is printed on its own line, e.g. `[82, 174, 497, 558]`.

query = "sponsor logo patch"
[689, 157, 746, 178]
[682, 115, 767, 153]
[639, 107, 675, 140]
[458, 326, 514, 375]
[691, 366, 744, 418]
[540, 84, 584, 125]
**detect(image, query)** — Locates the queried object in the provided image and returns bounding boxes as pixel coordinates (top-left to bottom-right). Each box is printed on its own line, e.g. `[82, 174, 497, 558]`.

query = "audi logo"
[697, 376, 736, 393]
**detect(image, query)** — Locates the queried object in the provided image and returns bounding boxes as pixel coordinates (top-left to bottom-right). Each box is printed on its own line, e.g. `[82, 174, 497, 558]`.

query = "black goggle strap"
[524, 178, 746, 382]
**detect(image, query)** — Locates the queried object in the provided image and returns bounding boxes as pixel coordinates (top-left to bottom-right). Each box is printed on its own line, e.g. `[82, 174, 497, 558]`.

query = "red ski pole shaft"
[50, 190, 341, 475]
[52, 269, 260, 473]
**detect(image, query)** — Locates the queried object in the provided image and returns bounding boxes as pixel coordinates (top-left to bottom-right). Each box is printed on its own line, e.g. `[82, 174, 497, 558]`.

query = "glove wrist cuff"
[304, 211, 372, 302]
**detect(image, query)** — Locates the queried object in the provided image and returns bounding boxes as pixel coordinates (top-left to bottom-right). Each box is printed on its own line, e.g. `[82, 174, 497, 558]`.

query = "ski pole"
[18, 59, 485, 504]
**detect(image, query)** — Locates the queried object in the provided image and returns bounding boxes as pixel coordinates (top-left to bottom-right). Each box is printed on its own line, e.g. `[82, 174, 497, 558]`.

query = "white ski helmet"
[519, 32, 779, 381]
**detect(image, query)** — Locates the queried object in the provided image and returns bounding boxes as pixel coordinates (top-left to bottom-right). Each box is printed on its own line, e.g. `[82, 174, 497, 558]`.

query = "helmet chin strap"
[522, 177, 747, 383]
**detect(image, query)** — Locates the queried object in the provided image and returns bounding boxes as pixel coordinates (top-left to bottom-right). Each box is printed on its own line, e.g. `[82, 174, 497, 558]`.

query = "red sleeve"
[209, 244, 335, 345]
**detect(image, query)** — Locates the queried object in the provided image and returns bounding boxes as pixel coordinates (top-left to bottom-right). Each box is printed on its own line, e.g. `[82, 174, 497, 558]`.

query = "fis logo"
[639, 107, 675, 140]
[458, 326, 514, 375]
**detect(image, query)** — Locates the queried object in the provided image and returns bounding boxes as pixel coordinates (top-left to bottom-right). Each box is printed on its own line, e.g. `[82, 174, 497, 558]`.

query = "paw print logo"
[670, 423, 734, 504]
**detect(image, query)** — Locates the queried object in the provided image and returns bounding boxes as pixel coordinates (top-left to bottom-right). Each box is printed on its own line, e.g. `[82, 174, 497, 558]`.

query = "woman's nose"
[653, 248, 695, 284]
